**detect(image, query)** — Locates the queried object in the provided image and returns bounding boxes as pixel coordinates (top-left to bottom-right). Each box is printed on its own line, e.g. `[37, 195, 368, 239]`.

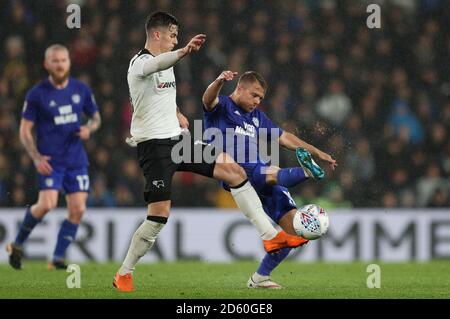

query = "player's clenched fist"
[217, 71, 238, 82]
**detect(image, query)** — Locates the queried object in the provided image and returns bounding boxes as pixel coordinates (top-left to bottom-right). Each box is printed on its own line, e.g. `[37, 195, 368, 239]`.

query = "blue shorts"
[38, 166, 90, 194]
[224, 163, 298, 224]
[249, 164, 297, 223]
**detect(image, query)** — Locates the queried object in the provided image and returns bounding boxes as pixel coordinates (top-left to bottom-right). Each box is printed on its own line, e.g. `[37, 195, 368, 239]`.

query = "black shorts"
[137, 135, 218, 204]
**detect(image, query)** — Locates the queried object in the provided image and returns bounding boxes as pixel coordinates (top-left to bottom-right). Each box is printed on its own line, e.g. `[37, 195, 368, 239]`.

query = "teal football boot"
[295, 148, 325, 180]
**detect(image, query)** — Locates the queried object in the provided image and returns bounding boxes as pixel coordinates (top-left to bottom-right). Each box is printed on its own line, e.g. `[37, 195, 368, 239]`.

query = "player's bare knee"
[68, 205, 85, 223]
[225, 163, 247, 185]
[37, 200, 57, 213]
[265, 173, 278, 185]
[69, 204, 86, 216]
[148, 209, 170, 217]
[265, 166, 280, 185]
[232, 163, 247, 180]
[148, 201, 171, 217]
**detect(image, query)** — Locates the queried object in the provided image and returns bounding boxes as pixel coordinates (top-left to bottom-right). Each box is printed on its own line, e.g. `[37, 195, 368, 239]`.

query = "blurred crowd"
[0, 0, 449, 209]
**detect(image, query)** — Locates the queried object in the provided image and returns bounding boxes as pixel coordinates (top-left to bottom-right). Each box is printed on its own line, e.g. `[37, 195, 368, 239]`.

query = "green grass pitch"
[0, 261, 449, 299]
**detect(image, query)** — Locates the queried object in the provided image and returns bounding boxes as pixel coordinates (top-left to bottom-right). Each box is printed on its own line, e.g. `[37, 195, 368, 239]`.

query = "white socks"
[230, 181, 278, 240]
[252, 272, 270, 282]
[117, 181, 278, 275]
[118, 220, 165, 275]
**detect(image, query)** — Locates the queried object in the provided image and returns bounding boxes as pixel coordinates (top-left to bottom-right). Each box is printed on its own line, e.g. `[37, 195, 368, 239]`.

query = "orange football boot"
[113, 272, 134, 292]
[263, 230, 309, 253]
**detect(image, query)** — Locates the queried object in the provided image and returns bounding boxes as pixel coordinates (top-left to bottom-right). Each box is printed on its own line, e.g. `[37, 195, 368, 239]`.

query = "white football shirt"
[126, 49, 181, 145]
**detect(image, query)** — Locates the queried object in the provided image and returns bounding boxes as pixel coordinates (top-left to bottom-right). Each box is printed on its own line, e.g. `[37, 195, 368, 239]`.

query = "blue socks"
[53, 219, 79, 261]
[277, 167, 308, 188]
[14, 208, 41, 246]
[15, 208, 79, 261]
[257, 248, 291, 276]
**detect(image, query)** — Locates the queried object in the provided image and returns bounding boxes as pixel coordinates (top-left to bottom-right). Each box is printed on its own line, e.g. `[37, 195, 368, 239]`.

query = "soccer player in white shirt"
[113, 11, 306, 292]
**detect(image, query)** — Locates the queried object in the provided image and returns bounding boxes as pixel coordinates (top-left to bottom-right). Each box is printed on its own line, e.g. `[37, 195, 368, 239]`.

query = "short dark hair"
[145, 11, 179, 35]
[238, 71, 268, 92]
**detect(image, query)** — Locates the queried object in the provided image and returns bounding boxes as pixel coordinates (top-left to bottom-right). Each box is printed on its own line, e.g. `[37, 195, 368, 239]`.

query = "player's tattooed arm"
[19, 119, 53, 175]
[78, 111, 101, 140]
[87, 111, 101, 133]
[202, 71, 238, 111]
[278, 132, 337, 170]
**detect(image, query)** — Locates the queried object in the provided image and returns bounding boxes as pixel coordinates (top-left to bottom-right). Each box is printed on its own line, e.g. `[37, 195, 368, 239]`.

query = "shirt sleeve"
[131, 51, 179, 77]
[130, 54, 151, 77]
[203, 95, 227, 119]
[83, 85, 98, 116]
[142, 51, 179, 75]
[21, 89, 40, 122]
[259, 110, 283, 139]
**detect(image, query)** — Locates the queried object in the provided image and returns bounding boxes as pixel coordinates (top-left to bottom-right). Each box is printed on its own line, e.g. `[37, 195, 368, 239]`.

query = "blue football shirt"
[203, 95, 283, 174]
[22, 77, 98, 168]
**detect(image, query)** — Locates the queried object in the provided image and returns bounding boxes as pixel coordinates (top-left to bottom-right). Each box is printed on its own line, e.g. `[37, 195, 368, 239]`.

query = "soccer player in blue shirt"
[203, 70, 337, 288]
[6, 44, 101, 270]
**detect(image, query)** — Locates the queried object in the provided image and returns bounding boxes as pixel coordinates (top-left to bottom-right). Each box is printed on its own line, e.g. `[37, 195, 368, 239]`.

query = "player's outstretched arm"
[142, 34, 206, 76]
[278, 131, 337, 170]
[19, 118, 53, 175]
[78, 111, 101, 140]
[202, 70, 238, 111]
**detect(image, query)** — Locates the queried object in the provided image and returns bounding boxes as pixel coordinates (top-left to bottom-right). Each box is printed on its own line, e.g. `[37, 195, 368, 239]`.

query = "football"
[293, 204, 329, 240]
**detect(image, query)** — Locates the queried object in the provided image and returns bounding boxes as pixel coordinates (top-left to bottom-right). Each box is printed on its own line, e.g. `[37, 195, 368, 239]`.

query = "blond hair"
[45, 44, 69, 60]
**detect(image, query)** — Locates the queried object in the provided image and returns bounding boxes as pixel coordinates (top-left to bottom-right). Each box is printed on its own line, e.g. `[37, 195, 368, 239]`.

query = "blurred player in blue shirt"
[6, 44, 101, 270]
[203, 71, 337, 288]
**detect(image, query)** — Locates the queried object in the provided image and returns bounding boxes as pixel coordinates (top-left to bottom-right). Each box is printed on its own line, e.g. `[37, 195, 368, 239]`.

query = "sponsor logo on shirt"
[234, 122, 256, 137]
[157, 81, 176, 89]
[54, 104, 78, 125]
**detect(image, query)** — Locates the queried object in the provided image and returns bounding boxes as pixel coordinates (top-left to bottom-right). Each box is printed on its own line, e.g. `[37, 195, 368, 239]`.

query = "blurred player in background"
[6, 44, 101, 270]
[113, 12, 305, 292]
[202, 70, 337, 288]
